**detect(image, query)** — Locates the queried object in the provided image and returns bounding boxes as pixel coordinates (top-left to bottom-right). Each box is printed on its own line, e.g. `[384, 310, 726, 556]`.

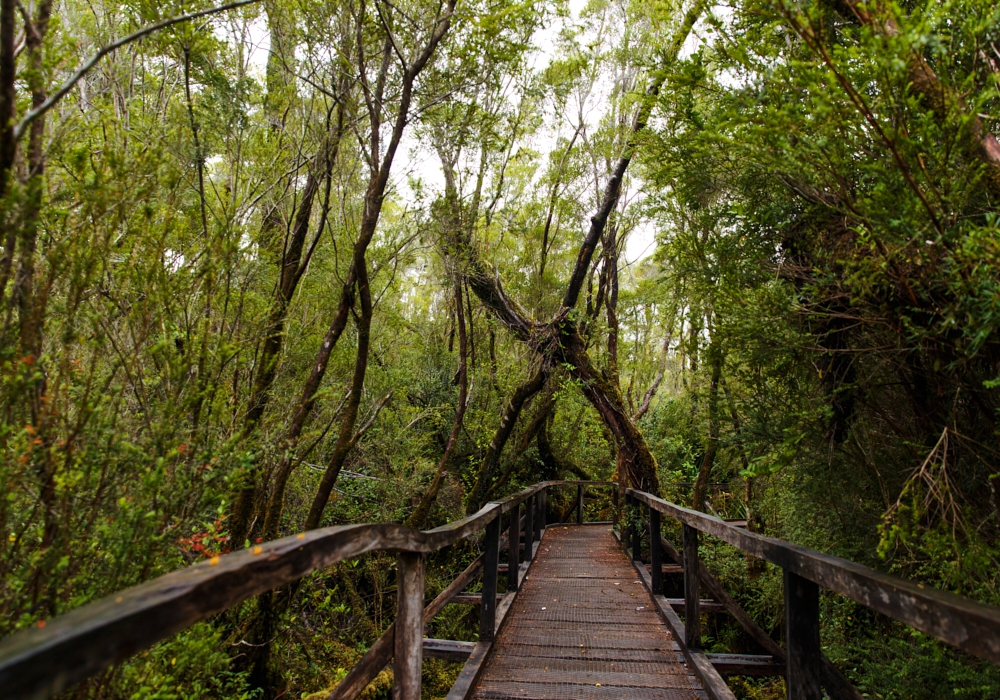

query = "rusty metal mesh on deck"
[471, 526, 707, 700]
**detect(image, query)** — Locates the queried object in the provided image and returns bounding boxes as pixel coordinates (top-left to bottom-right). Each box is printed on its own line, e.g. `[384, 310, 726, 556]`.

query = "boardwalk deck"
[472, 525, 707, 699]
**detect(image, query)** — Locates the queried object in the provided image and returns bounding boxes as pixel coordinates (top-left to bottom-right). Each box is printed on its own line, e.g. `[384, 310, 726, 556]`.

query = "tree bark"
[466, 366, 546, 513]
[303, 256, 373, 531]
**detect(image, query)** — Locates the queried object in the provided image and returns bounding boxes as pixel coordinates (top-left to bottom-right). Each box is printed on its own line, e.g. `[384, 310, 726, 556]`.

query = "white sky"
[229, 0, 716, 268]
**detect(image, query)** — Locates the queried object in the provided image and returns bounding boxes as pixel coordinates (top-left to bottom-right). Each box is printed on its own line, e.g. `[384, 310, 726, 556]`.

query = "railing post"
[622, 493, 631, 552]
[576, 484, 584, 525]
[538, 488, 546, 533]
[524, 495, 534, 561]
[612, 486, 619, 530]
[649, 505, 662, 595]
[682, 524, 701, 650]
[480, 511, 501, 642]
[631, 496, 641, 559]
[393, 552, 424, 700]
[507, 502, 520, 592]
[784, 569, 823, 700]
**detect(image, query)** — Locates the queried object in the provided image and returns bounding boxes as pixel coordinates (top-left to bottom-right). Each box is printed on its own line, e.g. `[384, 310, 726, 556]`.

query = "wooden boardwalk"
[472, 525, 707, 699]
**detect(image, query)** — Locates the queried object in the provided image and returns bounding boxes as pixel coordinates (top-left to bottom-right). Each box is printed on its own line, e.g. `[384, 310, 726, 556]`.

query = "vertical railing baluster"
[507, 502, 520, 592]
[393, 552, 424, 700]
[612, 486, 619, 531]
[524, 495, 534, 562]
[622, 493, 631, 552]
[682, 524, 701, 650]
[480, 511, 501, 642]
[649, 505, 662, 595]
[539, 488, 546, 533]
[576, 484, 584, 525]
[784, 569, 823, 700]
[631, 496, 641, 559]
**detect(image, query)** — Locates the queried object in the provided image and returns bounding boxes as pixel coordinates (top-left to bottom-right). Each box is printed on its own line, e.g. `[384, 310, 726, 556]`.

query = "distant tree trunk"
[691, 340, 722, 512]
[466, 367, 546, 513]
[228, 72, 350, 551]
[408, 277, 468, 528]
[720, 379, 754, 521]
[634, 328, 672, 421]
[440, 0, 707, 497]
[303, 257, 374, 531]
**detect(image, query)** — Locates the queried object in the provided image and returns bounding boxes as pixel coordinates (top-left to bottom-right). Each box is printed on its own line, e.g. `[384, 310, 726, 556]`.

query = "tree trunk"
[303, 257, 373, 531]
[466, 367, 546, 513]
[408, 277, 468, 528]
[691, 342, 722, 512]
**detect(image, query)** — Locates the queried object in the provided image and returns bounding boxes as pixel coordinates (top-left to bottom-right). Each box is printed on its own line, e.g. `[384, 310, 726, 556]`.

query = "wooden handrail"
[623, 487, 1000, 700]
[625, 488, 1000, 664]
[0, 480, 616, 700]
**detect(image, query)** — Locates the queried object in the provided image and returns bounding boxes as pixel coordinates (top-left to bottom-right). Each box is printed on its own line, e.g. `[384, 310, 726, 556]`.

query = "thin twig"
[14, 0, 264, 139]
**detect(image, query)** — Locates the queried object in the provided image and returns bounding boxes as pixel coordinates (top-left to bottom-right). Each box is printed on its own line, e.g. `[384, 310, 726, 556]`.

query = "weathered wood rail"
[0, 480, 613, 700]
[3, 479, 999, 700]
[622, 487, 1000, 700]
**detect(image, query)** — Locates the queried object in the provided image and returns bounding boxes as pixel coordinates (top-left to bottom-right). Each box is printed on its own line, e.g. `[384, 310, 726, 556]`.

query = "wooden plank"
[667, 598, 725, 614]
[394, 552, 425, 700]
[707, 653, 784, 677]
[784, 570, 822, 700]
[629, 488, 1000, 665]
[444, 640, 491, 700]
[423, 639, 475, 661]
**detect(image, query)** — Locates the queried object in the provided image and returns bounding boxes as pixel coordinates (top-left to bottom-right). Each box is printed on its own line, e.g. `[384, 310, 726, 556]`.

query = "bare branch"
[14, 0, 264, 140]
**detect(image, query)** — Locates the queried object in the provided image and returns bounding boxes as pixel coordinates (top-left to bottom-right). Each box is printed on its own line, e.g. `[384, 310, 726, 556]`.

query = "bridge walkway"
[471, 525, 707, 700]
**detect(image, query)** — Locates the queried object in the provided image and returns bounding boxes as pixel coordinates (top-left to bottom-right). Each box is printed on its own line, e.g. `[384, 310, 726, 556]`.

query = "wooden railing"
[0, 480, 615, 700]
[8, 479, 994, 700]
[622, 488, 1000, 700]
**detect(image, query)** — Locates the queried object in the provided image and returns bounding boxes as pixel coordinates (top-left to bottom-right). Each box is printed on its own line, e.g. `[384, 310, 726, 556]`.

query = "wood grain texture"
[393, 552, 425, 700]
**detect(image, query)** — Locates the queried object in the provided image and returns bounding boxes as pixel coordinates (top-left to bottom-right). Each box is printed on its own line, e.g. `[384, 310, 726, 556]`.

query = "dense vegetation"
[1, 0, 999, 697]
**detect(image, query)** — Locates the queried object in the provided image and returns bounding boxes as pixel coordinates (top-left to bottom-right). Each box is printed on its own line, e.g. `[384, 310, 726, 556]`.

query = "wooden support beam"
[667, 598, 725, 614]
[524, 496, 534, 562]
[576, 484, 584, 525]
[631, 496, 642, 558]
[507, 503, 520, 592]
[538, 489, 547, 532]
[785, 569, 822, 700]
[645, 563, 684, 574]
[423, 639, 475, 661]
[708, 653, 785, 677]
[683, 524, 701, 650]
[649, 506, 663, 595]
[480, 514, 501, 642]
[393, 552, 424, 700]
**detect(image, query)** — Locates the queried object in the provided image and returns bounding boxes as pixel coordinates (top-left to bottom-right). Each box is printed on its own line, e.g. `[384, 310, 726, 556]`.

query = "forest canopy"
[1, 0, 999, 697]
